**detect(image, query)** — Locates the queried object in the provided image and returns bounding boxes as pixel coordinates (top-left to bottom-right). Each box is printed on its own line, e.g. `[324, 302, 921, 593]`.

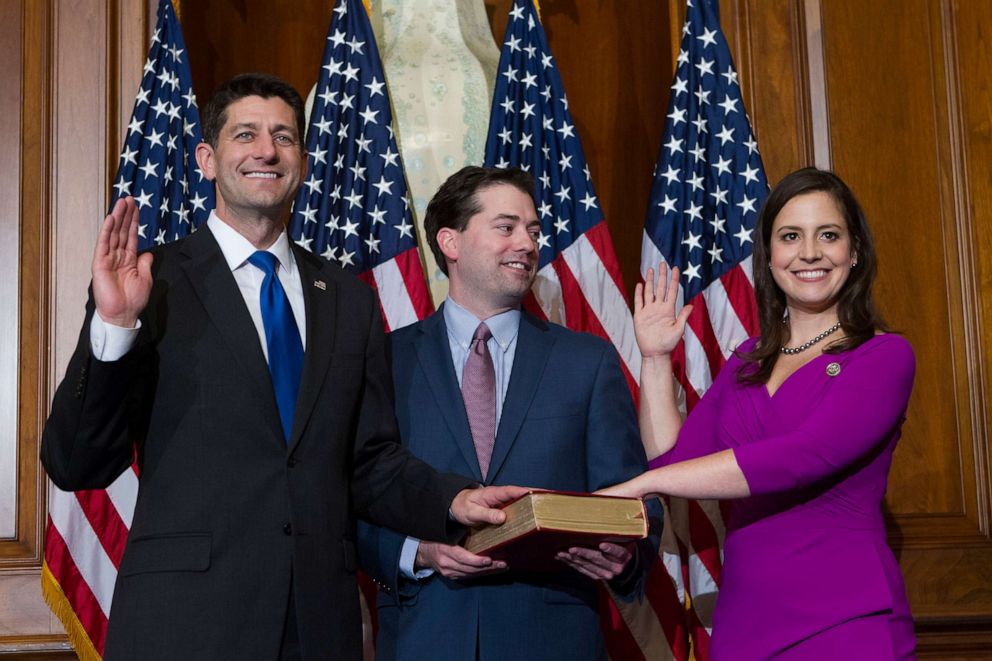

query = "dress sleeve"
[655, 346, 742, 468]
[734, 335, 915, 495]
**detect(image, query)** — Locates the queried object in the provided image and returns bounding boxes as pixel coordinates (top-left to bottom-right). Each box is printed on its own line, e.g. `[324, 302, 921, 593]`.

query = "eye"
[235, 131, 254, 141]
[528, 228, 541, 241]
[274, 134, 296, 146]
[820, 230, 839, 241]
[495, 225, 512, 234]
[779, 231, 799, 242]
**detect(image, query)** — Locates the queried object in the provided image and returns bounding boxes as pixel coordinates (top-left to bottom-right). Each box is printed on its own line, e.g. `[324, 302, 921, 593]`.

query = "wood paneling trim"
[937, 0, 992, 538]
[0, 636, 75, 659]
[0, 0, 51, 570]
[0, 0, 24, 545]
[916, 615, 992, 658]
[890, 512, 992, 549]
[800, 0, 830, 169]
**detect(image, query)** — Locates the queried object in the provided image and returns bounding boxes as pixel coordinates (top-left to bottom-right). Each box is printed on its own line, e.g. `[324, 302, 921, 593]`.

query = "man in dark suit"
[357, 167, 660, 660]
[40, 74, 522, 661]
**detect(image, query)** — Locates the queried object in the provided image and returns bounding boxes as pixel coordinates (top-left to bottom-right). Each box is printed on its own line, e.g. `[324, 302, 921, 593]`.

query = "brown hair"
[200, 73, 306, 152]
[737, 167, 889, 384]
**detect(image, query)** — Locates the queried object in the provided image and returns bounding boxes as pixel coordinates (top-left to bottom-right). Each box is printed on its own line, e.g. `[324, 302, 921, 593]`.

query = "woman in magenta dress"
[603, 168, 916, 659]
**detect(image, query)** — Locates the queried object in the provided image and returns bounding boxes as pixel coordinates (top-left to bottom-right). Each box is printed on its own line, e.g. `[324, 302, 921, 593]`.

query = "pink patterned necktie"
[462, 322, 496, 479]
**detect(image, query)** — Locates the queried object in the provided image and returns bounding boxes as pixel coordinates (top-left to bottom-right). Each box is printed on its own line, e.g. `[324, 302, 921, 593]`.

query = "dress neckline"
[761, 333, 888, 399]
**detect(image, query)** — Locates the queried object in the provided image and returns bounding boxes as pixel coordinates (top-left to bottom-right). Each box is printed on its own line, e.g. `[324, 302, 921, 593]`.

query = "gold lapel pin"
[826, 362, 841, 377]
[314, 280, 326, 291]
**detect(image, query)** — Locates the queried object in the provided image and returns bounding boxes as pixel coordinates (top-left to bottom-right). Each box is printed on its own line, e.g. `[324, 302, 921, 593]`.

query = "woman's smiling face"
[769, 190, 856, 316]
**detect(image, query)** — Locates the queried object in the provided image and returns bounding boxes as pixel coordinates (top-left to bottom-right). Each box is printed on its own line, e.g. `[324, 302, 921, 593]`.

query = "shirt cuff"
[90, 313, 141, 362]
[399, 537, 434, 581]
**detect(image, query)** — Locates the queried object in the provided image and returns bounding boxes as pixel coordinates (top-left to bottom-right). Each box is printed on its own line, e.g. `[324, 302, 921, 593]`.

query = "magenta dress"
[659, 334, 916, 659]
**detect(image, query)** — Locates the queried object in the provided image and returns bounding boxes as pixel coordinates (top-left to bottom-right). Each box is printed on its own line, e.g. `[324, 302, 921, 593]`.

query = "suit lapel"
[487, 312, 554, 482]
[179, 227, 284, 444]
[288, 247, 337, 450]
[415, 307, 483, 481]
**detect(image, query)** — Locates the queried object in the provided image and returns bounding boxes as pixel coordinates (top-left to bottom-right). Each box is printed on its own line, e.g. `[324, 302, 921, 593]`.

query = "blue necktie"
[248, 251, 304, 443]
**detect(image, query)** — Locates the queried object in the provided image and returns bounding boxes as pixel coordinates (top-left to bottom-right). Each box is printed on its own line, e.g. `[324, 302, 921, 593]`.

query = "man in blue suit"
[357, 167, 660, 660]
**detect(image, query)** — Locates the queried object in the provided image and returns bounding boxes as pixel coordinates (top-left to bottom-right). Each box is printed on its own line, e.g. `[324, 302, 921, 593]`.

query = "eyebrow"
[228, 121, 297, 136]
[776, 223, 844, 231]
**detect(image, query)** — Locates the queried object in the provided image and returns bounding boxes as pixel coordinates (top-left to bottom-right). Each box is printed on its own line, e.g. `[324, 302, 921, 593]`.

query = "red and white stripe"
[358, 246, 435, 332]
[43, 467, 139, 659]
[526, 221, 640, 395]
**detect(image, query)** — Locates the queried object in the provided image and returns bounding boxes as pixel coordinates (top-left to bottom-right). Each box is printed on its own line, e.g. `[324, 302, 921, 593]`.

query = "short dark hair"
[738, 167, 889, 384]
[200, 73, 306, 152]
[424, 166, 536, 276]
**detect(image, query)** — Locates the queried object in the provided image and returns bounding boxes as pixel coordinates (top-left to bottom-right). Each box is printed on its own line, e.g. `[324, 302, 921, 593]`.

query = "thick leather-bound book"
[463, 490, 647, 569]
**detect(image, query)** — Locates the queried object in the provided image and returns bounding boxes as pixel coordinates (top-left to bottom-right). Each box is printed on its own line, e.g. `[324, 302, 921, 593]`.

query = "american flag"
[40, 1, 211, 658]
[288, 0, 432, 331]
[485, 2, 694, 659]
[641, 0, 768, 658]
[485, 0, 640, 394]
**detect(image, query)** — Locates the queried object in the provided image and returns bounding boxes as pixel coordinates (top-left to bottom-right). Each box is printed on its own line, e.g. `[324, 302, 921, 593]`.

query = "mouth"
[502, 260, 534, 274]
[243, 171, 280, 180]
[793, 269, 829, 281]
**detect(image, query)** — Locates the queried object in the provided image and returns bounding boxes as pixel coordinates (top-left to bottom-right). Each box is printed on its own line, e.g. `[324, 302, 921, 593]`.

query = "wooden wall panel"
[0, 0, 57, 653]
[181, 1, 331, 120]
[1, 0, 148, 657]
[823, 0, 965, 515]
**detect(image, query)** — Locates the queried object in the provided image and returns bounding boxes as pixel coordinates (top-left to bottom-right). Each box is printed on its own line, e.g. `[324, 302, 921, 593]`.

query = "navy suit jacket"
[41, 227, 471, 660]
[357, 305, 661, 661]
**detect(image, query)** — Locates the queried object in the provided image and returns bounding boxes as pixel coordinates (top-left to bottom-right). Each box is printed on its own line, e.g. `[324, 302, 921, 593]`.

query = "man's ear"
[195, 141, 217, 182]
[437, 227, 459, 265]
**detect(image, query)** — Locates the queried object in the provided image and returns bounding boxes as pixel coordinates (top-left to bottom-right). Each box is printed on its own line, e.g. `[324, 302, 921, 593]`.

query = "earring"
[850, 262, 857, 269]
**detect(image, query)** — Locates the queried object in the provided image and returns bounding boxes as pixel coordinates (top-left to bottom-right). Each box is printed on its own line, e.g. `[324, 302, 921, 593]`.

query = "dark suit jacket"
[357, 306, 661, 661]
[41, 226, 472, 660]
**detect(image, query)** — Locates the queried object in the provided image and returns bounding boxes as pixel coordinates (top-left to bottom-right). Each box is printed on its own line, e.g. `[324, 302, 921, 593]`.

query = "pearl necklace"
[780, 322, 842, 355]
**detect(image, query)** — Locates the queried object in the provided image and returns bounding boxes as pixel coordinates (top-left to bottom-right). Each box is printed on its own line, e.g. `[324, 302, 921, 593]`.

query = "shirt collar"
[443, 298, 520, 353]
[207, 211, 296, 274]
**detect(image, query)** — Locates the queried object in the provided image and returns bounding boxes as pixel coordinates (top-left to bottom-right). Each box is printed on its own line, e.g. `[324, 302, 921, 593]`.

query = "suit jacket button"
[283, 523, 293, 536]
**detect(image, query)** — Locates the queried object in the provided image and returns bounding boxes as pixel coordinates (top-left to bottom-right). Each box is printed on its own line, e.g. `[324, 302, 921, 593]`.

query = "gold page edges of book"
[463, 491, 647, 556]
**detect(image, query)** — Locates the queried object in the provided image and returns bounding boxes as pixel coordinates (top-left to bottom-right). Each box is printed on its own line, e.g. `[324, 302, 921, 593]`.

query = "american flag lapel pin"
[313, 279, 326, 291]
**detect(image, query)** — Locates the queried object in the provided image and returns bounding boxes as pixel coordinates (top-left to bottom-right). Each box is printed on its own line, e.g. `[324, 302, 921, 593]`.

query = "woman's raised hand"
[634, 263, 693, 358]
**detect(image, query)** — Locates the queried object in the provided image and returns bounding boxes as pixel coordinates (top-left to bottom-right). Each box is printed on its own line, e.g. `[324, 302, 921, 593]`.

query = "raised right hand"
[415, 541, 508, 580]
[92, 197, 153, 328]
[634, 264, 693, 358]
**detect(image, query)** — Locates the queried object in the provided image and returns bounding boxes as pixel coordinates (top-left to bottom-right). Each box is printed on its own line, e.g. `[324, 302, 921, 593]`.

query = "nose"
[798, 235, 821, 262]
[512, 225, 537, 253]
[253, 134, 278, 162]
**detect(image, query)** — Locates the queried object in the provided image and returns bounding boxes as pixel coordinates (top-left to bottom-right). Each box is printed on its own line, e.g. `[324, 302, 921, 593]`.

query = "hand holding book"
[555, 542, 634, 581]
[414, 541, 509, 579]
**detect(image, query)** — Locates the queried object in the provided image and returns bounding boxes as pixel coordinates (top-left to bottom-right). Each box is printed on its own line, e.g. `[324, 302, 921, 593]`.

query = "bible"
[463, 490, 648, 569]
